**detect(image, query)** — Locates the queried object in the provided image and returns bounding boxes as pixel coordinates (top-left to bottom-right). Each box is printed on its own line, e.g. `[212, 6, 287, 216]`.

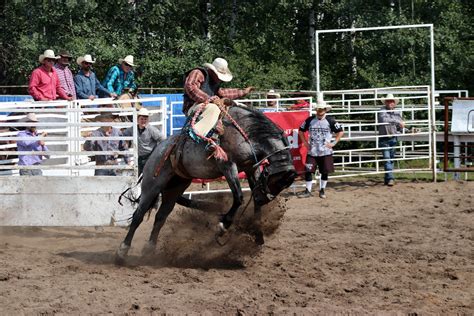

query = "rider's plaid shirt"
[184, 68, 248, 104]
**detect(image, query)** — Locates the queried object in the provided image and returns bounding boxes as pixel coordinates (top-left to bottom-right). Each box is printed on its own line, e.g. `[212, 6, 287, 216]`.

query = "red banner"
[264, 110, 309, 174]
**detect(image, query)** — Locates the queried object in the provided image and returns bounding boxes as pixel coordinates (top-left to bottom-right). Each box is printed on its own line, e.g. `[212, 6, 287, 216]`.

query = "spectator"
[75, 54, 116, 100]
[54, 50, 77, 99]
[266, 90, 280, 107]
[99, 55, 137, 98]
[28, 49, 72, 101]
[183, 57, 253, 150]
[290, 99, 310, 110]
[298, 96, 344, 199]
[123, 108, 164, 175]
[17, 113, 50, 176]
[377, 93, 405, 186]
[83, 114, 129, 176]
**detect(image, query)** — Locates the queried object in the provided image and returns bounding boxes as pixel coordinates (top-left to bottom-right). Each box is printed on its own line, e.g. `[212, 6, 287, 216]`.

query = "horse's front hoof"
[141, 241, 156, 257]
[115, 242, 130, 265]
[254, 230, 265, 245]
[217, 222, 227, 235]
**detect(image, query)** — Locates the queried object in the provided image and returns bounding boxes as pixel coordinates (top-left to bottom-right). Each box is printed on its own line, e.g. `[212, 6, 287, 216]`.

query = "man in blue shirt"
[17, 113, 50, 176]
[98, 55, 137, 98]
[75, 54, 116, 100]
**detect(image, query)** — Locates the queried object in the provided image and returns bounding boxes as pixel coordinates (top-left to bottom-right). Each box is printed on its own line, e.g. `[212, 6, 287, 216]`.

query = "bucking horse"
[115, 103, 297, 264]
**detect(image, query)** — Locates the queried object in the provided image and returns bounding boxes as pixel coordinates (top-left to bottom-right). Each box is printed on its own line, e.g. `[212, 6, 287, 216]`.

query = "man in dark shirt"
[298, 98, 344, 198]
[75, 54, 116, 100]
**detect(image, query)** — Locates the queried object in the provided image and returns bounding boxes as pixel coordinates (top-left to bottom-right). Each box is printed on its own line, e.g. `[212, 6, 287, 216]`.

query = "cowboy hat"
[58, 50, 73, 59]
[267, 89, 281, 98]
[204, 58, 233, 82]
[76, 54, 96, 66]
[137, 107, 149, 117]
[38, 49, 60, 63]
[118, 55, 135, 67]
[21, 113, 39, 122]
[382, 93, 399, 104]
[94, 113, 119, 121]
[314, 92, 331, 110]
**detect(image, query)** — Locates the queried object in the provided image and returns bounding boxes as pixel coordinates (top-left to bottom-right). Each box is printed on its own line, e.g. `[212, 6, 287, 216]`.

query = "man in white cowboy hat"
[54, 50, 77, 99]
[75, 54, 116, 100]
[298, 93, 343, 199]
[377, 93, 405, 186]
[16, 113, 50, 176]
[182, 57, 254, 140]
[123, 107, 164, 175]
[266, 89, 281, 107]
[28, 49, 73, 101]
[83, 113, 129, 176]
[99, 55, 137, 98]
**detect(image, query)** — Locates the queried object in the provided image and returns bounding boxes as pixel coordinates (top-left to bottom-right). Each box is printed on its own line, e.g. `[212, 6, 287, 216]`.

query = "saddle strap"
[153, 138, 178, 177]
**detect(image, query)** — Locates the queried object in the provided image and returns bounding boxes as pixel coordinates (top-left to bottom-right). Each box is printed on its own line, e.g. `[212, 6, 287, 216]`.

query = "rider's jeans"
[380, 137, 397, 183]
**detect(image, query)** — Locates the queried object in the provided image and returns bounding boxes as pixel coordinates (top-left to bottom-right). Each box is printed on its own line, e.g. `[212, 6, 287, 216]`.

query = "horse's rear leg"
[142, 178, 192, 255]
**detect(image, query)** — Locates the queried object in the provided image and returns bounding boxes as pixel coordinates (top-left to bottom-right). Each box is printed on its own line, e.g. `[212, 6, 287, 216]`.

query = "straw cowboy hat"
[76, 54, 96, 66]
[382, 93, 399, 104]
[137, 108, 149, 117]
[38, 49, 60, 63]
[21, 113, 39, 122]
[94, 113, 119, 121]
[267, 89, 281, 98]
[204, 58, 233, 82]
[118, 55, 135, 67]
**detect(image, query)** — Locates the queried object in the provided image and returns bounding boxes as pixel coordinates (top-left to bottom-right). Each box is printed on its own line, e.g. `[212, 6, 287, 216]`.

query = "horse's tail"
[118, 174, 143, 206]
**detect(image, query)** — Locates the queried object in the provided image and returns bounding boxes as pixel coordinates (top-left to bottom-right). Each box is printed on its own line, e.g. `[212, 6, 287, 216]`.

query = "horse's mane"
[229, 105, 284, 140]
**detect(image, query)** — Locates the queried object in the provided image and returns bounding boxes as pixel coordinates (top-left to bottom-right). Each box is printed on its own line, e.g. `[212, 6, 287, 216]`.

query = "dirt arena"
[0, 180, 472, 314]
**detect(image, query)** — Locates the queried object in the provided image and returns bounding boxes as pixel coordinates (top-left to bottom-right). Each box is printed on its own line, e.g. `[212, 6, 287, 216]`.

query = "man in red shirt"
[183, 58, 253, 138]
[28, 49, 72, 102]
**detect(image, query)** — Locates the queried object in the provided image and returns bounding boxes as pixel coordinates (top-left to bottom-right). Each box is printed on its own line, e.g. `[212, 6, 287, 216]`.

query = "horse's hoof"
[115, 242, 130, 265]
[255, 231, 265, 245]
[141, 241, 156, 257]
[217, 222, 227, 235]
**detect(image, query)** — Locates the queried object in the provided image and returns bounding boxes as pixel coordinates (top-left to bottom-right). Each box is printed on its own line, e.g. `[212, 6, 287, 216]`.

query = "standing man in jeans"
[377, 94, 405, 186]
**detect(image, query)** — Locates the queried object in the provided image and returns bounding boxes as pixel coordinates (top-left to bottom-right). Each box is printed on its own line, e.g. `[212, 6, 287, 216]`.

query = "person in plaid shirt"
[54, 51, 77, 99]
[183, 57, 253, 140]
[99, 55, 137, 98]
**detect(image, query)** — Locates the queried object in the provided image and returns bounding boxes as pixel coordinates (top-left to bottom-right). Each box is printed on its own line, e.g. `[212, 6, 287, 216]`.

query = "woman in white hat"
[182, 57, 254, 152]
[298, 96, 344, 199]
[99, 55, 137, 98]
[28, 49, 72, 101]
[75, 54, 116, 100]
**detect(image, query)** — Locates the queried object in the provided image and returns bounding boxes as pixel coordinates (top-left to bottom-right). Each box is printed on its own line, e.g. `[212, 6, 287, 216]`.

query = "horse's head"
[231, 106, 297, 205]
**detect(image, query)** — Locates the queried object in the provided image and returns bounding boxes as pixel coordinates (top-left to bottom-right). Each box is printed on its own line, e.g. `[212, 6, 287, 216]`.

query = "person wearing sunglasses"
[54, 50, 77, 100]
[74, 54, 116, 101]
[99, 55, 137, 98]
[28, 49, 72, 101]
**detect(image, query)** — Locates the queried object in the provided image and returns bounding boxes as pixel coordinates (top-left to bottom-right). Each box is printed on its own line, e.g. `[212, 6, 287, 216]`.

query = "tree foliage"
[0, 0, 472, 94]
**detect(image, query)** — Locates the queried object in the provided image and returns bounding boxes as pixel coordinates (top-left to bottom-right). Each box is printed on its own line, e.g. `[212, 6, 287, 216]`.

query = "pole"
[430, 25, 437, 182]
[315, 31, 320, 92]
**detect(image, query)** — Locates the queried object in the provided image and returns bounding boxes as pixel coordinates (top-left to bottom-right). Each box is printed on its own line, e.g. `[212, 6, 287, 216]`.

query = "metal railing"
[0, 97, 167, 176]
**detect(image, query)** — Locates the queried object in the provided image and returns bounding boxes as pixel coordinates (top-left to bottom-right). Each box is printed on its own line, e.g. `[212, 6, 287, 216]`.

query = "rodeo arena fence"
[0, 86, 472, 226]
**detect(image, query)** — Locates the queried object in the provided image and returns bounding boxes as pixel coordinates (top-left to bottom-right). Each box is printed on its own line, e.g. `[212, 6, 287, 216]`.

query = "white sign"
[451, 100, 474, 133]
